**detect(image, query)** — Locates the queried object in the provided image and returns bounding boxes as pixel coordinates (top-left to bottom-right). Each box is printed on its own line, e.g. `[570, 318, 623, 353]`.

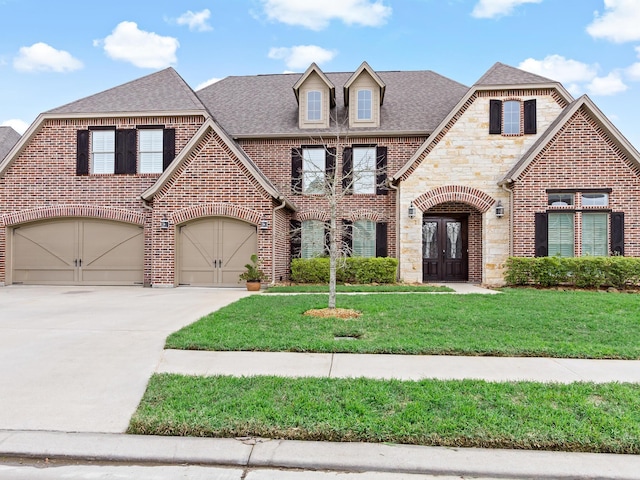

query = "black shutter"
[342, 147, 353, 194]
[163, 128, 176, 171]
[376, 146, 388, 195]
[290, 220, 301, 258]
[376, 222, 388, 257]
[291, 148, 302, 194]
[76, 130, 89, 175]
[115, 129, 136, 174]
[489, 100, 502, 134]
[534, 212, 548, 257]
[524, 99, 537, 134]
[611, 212, 624, 255]
[324, 225, 331, 255]
[342, 220, 353, 256]
[326, 147, 336, 187]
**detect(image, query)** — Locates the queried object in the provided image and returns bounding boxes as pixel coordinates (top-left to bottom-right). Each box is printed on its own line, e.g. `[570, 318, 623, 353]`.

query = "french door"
[422, 215, 468, 282]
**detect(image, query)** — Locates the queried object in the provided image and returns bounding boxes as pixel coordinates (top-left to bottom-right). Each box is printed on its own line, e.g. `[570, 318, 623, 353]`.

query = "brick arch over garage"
[1, 205, 144, 227]
[171, 203, 262, 226]
[414, 186, 496, 213]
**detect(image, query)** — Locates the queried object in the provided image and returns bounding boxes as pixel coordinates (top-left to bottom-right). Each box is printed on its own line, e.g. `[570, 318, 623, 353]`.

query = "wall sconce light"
[408, 201, 416, 219]
[160, 216, 169, 230]
[260, 219, 269, 230]
[495, 200, 505, 218]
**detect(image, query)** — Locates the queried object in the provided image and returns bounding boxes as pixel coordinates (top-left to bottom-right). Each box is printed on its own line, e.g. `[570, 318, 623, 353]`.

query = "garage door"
[11, 219, 143, 285]
[178, 217, 257, 287]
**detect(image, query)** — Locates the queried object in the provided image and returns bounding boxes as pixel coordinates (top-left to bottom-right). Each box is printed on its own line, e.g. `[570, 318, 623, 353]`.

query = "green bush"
[291, 257, 398, 284]
[505, 256, 640, 288]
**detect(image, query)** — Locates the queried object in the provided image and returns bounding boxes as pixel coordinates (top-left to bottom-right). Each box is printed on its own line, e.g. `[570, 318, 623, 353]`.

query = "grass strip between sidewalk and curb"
[128, 374, 640, 454]
[265, 284, 454, 293]
[165, 289, 640, 359]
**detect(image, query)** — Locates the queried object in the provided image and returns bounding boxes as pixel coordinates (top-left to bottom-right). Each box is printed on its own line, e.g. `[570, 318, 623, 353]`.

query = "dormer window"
[357, 89, 372, 120]
[307, 90, 322, 121]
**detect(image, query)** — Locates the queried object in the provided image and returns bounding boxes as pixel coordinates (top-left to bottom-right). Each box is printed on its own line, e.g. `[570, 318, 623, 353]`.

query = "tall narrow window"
[303, 147, 326, 194]
[582, 213, 608, 256]
[91, 130, 115, 174]
[302, 220, 325, 258]
[139, 129, 163, 173]
[352, 219, 376, 257]
[548, 212, 574, 257]
[352, 146, 376, 194]
[503, 100, 520, 135]
[357, 89, 372, 120]
[307, 90, 321, 121]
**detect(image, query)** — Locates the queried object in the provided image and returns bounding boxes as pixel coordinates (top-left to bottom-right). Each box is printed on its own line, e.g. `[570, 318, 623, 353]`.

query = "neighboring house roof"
[475, 62, 555, 86]
[501, 95, 640, 184]
[0, 126, 20, 162]
[47, 67, 207, 115]
[196, 69, 469, 138]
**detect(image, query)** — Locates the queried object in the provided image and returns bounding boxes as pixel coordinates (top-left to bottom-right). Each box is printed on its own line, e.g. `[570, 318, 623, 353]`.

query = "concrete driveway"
[0, 285, 250, 433]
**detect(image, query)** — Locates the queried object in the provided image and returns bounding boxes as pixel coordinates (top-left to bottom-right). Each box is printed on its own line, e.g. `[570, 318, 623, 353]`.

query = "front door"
[422, 215, 468, 282]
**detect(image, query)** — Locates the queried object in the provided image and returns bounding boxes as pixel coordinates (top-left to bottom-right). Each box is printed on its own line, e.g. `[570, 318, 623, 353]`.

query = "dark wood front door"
[422, 215, 468, 282]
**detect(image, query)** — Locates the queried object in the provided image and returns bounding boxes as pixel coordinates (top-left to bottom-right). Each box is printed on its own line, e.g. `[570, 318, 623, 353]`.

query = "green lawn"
[266, 284, 453, 293]
[165, 289, 640, 359]
[129, 374, 640, 454]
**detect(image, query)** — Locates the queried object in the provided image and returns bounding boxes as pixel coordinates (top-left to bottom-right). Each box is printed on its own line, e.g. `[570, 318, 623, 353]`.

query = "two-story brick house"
[1, 62, 638, 287]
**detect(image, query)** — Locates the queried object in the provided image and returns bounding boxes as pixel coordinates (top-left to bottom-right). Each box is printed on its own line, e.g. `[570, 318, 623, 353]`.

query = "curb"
[1, 430, 638, 479]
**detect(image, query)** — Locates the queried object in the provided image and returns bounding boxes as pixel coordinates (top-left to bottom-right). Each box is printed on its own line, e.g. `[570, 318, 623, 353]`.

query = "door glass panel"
[446, 221, 462, 259]
[422, 221, 438, 259]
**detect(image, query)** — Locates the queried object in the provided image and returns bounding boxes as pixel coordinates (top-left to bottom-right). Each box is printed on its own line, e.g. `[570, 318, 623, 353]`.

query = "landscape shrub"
[291, 257, 398, 284]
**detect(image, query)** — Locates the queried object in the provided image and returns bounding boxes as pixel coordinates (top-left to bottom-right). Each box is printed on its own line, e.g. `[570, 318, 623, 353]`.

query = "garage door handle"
[213, 260, 218, 268]
[78, 259, 82, 267]
[74, 259, 77, 267]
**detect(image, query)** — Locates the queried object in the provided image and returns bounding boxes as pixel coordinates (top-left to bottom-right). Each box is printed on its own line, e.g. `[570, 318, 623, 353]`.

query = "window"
[138, 129, 163, 173]
[352, 146, 376, 194]
[302, 220, 325, 258]
[91, 130, 115, 174]
[307, 91, 321, 121]
[582, 193, 608, 207]
[582, 213, 608, 256]
[302, 148, 326, 194]
[548, 193, 574, 206]
[548, 212, 574, 257]
[503, 100, 520, 135]
[357, 89, 372, 120]
[352, 220, 376, 257]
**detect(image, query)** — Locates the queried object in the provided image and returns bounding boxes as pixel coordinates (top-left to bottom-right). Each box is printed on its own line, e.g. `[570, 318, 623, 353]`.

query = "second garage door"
[11, 219, 144, 285]
[178, 217, 257, 287]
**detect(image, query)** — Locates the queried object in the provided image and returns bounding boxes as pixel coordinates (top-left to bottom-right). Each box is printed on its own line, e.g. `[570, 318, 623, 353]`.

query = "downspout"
[387, 180, 401, 283]
[500, 181, 514, 257]
[271, 197, 287, 286]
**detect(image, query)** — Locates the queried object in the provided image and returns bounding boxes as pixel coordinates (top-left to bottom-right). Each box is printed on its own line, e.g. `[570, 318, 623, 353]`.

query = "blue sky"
[2, 0, 640, 148]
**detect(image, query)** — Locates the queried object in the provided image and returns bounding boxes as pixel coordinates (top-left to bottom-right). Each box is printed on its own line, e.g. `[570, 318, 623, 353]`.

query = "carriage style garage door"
[11, 219, 144, 285]
[178, 217, 257, 287]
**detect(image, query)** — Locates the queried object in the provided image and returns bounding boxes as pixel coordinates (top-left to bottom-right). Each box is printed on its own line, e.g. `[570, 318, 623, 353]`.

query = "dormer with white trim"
[293, 63, 335, 129]
[344, 61, 385, 128]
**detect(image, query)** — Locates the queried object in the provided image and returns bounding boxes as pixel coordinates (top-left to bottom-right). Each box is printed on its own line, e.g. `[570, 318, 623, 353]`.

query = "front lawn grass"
[265, 284, 453, 293]
[128, 374, 640, 454]
[165, 289, 640, 359]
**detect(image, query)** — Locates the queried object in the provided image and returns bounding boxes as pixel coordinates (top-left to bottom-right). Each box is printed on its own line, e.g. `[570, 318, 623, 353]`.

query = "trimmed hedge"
[291, 257, 398, 284]
[505, 256, 640, 288]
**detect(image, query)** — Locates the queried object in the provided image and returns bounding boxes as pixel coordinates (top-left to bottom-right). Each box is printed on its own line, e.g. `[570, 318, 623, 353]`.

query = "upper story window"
[302, 147, 326, 194]
[503, 101, 520, 135]
[357, 89, 372, 120]
[548, 193, 574, 206]
[91, 130, 115, 174]
[307, 90, 322, 121]
[139, 129, 163, 173]
[352, 146, 376, 194]
[582, 192, 609, 207]
[489, 99, 536, 135]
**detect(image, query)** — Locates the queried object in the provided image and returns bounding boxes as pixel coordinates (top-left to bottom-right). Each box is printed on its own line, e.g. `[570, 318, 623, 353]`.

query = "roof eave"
[475, 82, 573, 104]
[43, 109, 208, 119]
[230, 129, 431, 140]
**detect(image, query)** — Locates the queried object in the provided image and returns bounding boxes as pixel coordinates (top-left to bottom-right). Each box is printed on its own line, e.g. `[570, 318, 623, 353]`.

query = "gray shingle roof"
[196, 70, 469, 137]
[476, 62, 556, 86]
[47, 68, 207, 114]
[0, 126, 20, 161]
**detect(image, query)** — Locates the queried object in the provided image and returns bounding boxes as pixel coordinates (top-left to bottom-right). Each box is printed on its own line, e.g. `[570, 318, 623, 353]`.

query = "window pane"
[357, 89, 372, 120]
[582, 213, 608, 256]
[548, 193, 574, 206]
[302, 220, 325, 258]
[303, 148, 325, 194]
[307, 91, 321, 121]
[503, 100, 520, 135]
[582, 193, 608, 207]
[352, 147, 376, 194]
[548, 213, 574, 257]
[91, 130, 114, 174]
[139, 130, 163, 173]
[353, 220, 375, 257]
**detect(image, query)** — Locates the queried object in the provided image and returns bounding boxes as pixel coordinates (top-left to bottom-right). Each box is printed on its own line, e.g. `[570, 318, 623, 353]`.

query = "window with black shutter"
[376, 146, 388, 195]
[534, 212, 548, 257]
[76, 130, 89, 175]
[375, 222, 388, 257]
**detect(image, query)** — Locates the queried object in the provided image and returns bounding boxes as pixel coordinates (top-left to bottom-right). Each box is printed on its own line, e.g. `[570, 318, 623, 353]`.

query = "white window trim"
[138, 129, 163, 174]
[302, 147, 326, 195]
[91, 130, 115, 174]
[503, 100, 521, 135]
[352, 146, 376, 194]
[306, 90, 322, 122]
[356, 89, 372, 121]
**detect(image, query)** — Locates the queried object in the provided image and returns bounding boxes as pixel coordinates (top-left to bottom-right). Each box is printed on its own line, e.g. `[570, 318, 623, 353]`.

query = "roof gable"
[292, 63, 336, 107]
[475, 62, 555, 86]
[47, 68, 207, 115]
[0, 126, 20, 162]
[343, 61, 386, 106]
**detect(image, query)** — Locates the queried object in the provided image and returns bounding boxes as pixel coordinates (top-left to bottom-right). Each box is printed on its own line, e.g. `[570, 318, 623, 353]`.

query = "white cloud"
[195, 76, 221, 90]
[268, 45, 337, 70]
[587, 0, 640, 43]
[1, 119, 29, 135]
[518, 55, 598, 84]
[176, 9, 212, 32]
[587, 72, 628, 96]
[13, 42, 83, 73]
[259, 0, 391, 30]
[471, 0, 542, 19]
[99, 21, 179, 69]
